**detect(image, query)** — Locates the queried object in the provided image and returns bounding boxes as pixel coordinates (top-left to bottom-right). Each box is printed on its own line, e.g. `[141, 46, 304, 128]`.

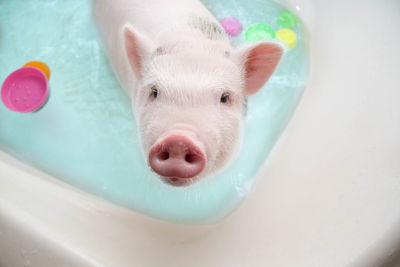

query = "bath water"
[0, 0, 308, 223]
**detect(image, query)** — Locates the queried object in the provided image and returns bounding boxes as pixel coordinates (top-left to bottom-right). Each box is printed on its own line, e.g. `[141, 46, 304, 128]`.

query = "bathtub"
[1, 0, 400, 266]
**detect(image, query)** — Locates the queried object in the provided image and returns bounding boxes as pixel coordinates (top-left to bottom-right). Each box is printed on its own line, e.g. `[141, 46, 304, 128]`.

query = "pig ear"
[123, 24, 155, 80]
[238, 42, 283, 96]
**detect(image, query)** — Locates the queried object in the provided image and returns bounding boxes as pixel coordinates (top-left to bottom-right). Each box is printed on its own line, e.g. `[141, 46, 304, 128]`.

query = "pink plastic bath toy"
[1, 67, 49, 113]
[220, 17, 242, 37]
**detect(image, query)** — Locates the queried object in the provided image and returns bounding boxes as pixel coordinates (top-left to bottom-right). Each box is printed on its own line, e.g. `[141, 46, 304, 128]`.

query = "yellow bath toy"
[23, 61, 51, 80]
[276, 29, 297, 49]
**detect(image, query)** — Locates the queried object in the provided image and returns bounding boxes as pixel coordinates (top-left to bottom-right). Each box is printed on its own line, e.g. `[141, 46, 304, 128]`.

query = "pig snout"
[148, 135, 206, 179]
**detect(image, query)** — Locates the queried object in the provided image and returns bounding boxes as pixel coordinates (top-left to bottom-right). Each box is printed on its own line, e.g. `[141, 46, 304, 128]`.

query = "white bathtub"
[1, 0, 400, 266]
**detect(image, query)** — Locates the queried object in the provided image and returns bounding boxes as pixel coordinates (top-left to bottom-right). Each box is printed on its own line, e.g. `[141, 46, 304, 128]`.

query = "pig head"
[124, 23, 283, 186]
[94, 1, 283, 186]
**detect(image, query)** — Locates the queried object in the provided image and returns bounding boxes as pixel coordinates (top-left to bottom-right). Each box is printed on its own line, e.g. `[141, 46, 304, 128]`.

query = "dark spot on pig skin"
[153, 47, 168, 57]
[188, 16, 227, 41]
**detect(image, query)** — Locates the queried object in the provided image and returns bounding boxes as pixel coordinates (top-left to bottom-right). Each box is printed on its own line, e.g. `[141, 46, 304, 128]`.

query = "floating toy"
[245, 23, 275, 42]
[277, 11, 297, 29]
[276, 28, 297, 49]
[1, 62, 50, 113]
[23, 61, 51, 80]
[220, 17, 242, 37]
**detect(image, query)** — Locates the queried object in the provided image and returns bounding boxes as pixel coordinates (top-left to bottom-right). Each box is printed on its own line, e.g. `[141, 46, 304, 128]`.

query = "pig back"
[94, 0, 218, 96]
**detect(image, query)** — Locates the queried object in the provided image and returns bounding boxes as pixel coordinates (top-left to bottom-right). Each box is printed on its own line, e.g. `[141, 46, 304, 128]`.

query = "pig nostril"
[185, 154, 198, 163]
[159, 151, 169, 160]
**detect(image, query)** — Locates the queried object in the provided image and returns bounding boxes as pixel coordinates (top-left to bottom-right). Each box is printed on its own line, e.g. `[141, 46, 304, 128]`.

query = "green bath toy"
[245, 23, 276, 42]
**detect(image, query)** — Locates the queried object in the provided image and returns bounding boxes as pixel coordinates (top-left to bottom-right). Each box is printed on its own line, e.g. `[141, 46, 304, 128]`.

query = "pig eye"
[150, 86, 158, 99]
[220, 92, 230, 104]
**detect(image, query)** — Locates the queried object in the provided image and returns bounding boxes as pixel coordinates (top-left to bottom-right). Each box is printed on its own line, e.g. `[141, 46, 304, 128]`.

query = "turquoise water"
[0, 0, 308, 223]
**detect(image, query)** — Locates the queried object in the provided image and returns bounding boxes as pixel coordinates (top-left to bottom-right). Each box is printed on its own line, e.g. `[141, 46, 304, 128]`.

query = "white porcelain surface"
[1, 0, 400, 266]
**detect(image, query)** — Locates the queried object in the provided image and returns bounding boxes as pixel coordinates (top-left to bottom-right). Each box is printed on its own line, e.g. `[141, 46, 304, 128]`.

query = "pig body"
[94, 0, 223, 96]
[94, 0, 283, 186]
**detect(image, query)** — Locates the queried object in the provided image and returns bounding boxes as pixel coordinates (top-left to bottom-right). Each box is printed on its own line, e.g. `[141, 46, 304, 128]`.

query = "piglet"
[94, 0, 283, 186]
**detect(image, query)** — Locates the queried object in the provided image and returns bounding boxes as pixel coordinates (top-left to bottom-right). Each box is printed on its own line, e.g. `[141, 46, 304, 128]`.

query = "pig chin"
[147, 130, 211, 186]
